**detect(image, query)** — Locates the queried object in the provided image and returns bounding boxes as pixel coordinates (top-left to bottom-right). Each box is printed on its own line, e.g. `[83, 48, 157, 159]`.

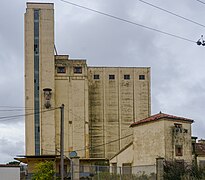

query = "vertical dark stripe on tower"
[34, 9, 40, 155]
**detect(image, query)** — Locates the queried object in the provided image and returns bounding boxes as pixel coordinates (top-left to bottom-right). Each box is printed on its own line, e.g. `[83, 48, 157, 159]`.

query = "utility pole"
[60, 104, 65, 180]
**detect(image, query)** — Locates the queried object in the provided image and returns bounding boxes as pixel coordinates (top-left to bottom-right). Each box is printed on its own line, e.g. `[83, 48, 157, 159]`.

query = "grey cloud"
[0, 138, 24, 163]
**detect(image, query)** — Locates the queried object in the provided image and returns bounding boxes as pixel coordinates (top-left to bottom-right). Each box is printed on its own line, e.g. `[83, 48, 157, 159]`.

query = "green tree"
[32, 161, 55, 180]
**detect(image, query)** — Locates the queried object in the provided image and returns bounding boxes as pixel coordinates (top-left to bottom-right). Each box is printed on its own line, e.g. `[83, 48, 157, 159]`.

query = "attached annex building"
[110, 112, 194, 175]
[20, 2, 151, 172]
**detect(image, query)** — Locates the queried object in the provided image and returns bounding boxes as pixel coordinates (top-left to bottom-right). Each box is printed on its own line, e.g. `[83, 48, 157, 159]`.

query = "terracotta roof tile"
[130, 112, 194, 127]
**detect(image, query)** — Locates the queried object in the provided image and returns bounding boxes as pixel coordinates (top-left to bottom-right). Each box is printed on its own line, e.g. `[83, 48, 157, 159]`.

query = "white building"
[0, 164, 20, 180]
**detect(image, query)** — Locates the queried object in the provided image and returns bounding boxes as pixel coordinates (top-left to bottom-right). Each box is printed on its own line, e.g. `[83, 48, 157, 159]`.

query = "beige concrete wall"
[25, 5, 35, 155]
[25, 3, 151, 159]
[133, 119, 192, 166]
[88, 68, 105, 158]
[39, 5, 55, 155]
[133, 121, 165, 166]
[164, 119, 192, 163]
[25, 3, 55, 155]
[55, 57, 89, 158]
[88, 67, 150, 159]
[110, 144, 134, 166]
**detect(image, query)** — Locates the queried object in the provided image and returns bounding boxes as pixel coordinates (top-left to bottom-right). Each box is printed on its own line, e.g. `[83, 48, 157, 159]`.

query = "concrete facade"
[110, 143, 134, 168]
[88, 67, 150, 158]
[25, 2, 55, 156]
[132, 117, 193, 166]
[24, 2, 151, 161]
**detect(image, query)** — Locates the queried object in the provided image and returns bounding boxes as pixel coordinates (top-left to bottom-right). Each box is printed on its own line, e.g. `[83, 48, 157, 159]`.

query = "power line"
[0, 107, 60, 122]
[64, 133, 133, 152]
[0, 106, 35, 110]
[139, 0, 205, 28]
[195, 0, 205, 5]
[59, 0, 195, 43]
[26, 133, 133, 156]
[0, 109, 25, 112]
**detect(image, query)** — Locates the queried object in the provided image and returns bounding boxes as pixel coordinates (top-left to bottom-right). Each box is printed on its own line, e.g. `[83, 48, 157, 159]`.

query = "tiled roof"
[196, 143, 205, 156]
[130, 112, 194, 127]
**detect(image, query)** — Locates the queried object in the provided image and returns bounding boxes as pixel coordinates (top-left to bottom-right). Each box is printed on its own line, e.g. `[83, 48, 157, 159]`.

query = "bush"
[164, 160, 205, 180]
[32, 161, 55, 180]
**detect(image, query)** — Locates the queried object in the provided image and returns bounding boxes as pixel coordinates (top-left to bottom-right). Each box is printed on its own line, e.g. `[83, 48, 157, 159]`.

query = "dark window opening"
[139, 75, 145, 80]
[94, 74, 100, 79]
[34, 10, 39, 20]
[174, 123, 182, 128]
[34, 44, 38, 51]
[174, 123, 183, 133]
[175, 145, 183, 156]
[124, 74, 130, 80]
[112, 163, 117, 174]
[122, 163, 132, 175]
[183, 129, 188, 133]
[57, 67, 66, 73]
[34, 44, 37, 49]
[109, 75, 115, 80]
[74, 66, 82, 74]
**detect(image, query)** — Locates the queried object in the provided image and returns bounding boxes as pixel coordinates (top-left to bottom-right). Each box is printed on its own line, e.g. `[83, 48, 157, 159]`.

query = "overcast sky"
[0, 0, 205, 163]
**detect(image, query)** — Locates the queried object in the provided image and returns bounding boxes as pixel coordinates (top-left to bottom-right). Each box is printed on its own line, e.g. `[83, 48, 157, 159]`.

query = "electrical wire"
[0, 109, 25, 112]
[59, 0, 195, 43]
[19, 134, 133, 158]
[0, 107, 60, 122]
[64, 133, 133, 152]
[195, 0, 205, 5]
[62, 107, 133, 153]
[139, 0, 205, 28]
[0, 106, 35, 110]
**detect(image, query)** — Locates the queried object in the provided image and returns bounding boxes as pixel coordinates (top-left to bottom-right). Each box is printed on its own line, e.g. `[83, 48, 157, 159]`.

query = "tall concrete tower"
[24, 2, 151, 162]
[25, 3, 55, 156]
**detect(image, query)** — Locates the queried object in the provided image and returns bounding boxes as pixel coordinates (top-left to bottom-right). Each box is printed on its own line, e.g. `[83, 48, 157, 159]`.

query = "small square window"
[174, 123, 182, 128]
[139, 75, 145, 80]
[124, 74, 130, 80]
[109, 75, 115, 80]
[74, 66, 82, 74]
[57, 67, 66, 73]
[174, 123, 183, 133]
[94, 74, 100, 79]
[175, 145, 183, 156]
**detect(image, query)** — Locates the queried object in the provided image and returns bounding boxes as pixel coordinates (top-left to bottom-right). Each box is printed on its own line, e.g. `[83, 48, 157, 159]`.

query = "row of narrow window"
[57, 66, 81, 74]
[94, 74, 145, 80]
[56, 67, 145, 80]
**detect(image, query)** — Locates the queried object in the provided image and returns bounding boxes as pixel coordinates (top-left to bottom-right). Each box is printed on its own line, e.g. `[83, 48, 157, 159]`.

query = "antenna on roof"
[159, 111, 162, 114]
